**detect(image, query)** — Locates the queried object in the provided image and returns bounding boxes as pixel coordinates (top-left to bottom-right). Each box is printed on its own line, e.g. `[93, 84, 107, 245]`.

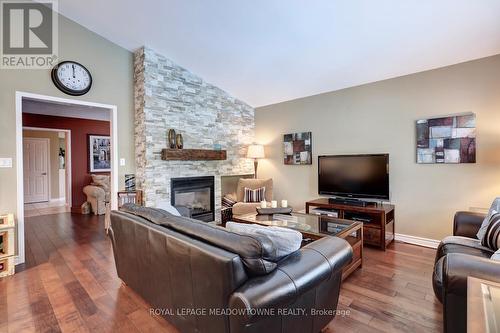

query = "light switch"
[0, 158, 13, 168]
[119, 158, 126, 166]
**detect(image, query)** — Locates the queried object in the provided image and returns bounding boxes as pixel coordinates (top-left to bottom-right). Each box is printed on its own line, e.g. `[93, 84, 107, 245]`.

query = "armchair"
[433, 211, 498, 333]
[232, 178, 273, 216]
[83, 175, 110, 215]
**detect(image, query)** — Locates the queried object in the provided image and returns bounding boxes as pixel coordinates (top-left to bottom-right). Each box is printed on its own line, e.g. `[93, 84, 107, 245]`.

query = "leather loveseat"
[433, 211, 500, 333]
[110, 204, 352, 333]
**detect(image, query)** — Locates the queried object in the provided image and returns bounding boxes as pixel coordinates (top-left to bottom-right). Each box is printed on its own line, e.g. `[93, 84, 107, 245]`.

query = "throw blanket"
[225, 221, 302, 260]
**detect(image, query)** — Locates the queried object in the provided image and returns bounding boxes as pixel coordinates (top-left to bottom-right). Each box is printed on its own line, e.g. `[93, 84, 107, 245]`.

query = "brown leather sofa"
[433, 211, 499, 333]
[110, 204, 352, 333]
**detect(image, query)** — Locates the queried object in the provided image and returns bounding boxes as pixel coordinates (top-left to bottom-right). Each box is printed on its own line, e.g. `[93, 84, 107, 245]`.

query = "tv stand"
[306, 198, 395, 250]
[328, 196, 372, 207]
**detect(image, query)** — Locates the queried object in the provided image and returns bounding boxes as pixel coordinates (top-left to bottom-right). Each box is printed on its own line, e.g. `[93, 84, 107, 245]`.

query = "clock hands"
[72, 64, 75, 78]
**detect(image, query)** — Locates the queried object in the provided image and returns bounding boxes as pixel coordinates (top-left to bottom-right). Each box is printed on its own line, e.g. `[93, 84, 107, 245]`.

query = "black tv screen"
[318, 154, 389, 200]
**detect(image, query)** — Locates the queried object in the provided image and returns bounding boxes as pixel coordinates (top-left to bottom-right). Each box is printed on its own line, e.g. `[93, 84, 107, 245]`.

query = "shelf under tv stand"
[305, 198, 395, 250]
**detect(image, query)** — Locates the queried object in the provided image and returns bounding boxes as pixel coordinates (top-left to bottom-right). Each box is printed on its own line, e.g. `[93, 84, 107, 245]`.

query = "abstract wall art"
[283, 132, 312, 165]
[416, 114, 476, 164]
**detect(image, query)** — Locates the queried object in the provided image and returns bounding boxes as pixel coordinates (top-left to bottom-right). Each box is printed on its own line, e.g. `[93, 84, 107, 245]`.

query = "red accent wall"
[23, 114, 110, 211]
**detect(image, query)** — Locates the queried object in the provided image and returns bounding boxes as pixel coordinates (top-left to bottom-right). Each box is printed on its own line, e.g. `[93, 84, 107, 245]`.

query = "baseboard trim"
[394, 233, 439, 249]
[49, 197, 65, 203]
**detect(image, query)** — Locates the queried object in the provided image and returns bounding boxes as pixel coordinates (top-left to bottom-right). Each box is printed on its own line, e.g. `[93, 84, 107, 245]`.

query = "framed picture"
[416, 113, 476, 164]
[283, 132, 312, 165]
[89, 135, 111, 172]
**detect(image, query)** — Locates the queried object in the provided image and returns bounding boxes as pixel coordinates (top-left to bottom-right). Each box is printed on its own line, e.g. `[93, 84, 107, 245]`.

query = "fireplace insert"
[171, 176, 215, 222]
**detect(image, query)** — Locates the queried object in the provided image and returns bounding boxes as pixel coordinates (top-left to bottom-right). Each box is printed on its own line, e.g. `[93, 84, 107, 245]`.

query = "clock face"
[51, 61, 92, 96]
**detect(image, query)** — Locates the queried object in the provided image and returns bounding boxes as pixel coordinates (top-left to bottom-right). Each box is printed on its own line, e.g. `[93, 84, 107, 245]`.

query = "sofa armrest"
[232, 202, 260, 216]
[453, 211, 485, 238]
[444, 253, 500, 298]
[228, 237, 352, 324]
[83, 185, 106, 199]
[442, 253, 500, 333]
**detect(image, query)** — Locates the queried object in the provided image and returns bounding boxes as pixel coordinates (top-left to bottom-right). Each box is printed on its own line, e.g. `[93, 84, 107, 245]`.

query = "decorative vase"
[176, 134, 184, 149]
[168, 129, 176, 149]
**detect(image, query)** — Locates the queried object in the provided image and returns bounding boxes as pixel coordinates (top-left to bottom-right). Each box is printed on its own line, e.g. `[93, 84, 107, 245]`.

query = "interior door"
[24, 138, 49, 203]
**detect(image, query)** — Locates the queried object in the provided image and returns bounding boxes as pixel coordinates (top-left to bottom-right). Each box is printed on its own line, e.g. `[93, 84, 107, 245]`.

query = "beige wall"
[0, 13, 135, 219]
[256, 54, 500, 240]
[23, 130, 61, 199]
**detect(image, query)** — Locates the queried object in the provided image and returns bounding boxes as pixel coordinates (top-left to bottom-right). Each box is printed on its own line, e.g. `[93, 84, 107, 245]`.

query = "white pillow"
[477, 197, 500, 239]
[491, 249, 500, 261]
[155, 200, 181, 217]
[225, 222, 302, 259]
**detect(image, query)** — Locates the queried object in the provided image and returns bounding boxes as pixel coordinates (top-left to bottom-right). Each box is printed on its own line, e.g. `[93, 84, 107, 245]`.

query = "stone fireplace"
[134, 47, 254, 222]
[171, 176, 215, 222]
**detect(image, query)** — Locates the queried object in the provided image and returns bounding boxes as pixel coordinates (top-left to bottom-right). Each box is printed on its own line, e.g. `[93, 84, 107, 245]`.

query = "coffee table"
[231, 212, 363, 280]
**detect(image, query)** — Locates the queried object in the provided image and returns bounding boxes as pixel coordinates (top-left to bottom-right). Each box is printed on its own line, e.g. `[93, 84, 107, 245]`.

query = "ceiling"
[57, 0, 500, 107]
[23, 99, 110, 121]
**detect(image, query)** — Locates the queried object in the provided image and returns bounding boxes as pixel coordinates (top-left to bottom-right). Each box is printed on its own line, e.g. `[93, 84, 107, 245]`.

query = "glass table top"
[235, 212, 360, 237]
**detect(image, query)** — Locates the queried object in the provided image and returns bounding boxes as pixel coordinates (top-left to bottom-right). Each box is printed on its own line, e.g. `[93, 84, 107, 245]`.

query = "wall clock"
[51, 61, 92, 96]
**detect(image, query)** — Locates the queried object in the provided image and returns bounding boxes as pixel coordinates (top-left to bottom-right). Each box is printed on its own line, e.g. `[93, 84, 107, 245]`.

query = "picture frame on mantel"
[89, 135, 111, 172]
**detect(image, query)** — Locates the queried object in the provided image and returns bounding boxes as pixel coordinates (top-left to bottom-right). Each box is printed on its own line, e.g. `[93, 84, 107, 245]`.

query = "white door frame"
[15, 91, 118, 265]
[23, 127, 72, 207]
[23, 137, 51, 203]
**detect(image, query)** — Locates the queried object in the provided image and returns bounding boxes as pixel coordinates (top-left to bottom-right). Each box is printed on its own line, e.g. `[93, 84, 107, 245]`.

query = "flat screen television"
[318, 154, 389, 200]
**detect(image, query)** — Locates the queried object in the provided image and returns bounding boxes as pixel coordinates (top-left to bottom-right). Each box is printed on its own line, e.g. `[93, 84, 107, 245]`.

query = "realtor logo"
[1, 0, 58, 69]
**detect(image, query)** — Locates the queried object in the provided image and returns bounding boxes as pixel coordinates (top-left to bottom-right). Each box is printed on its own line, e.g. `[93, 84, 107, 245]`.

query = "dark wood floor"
[0, 213, 442, 332]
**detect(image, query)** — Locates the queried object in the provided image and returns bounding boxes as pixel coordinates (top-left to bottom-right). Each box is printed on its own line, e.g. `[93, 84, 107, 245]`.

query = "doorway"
[22, 127, 72, 217]
[15, 91, 118, 265]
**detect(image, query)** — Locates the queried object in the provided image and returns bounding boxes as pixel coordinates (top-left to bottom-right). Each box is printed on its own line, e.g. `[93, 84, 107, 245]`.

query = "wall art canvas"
[283, 132, 312, 165]
[416, 114, 476, 164]
[89, 135, 111, 172]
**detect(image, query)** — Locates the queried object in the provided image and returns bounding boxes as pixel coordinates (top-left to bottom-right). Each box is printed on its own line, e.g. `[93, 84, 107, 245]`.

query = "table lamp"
[247, 144, 265, 178]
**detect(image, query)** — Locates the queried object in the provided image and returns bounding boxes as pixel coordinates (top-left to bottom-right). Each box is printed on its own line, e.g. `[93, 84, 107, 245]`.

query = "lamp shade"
[247, 144, 265, 159]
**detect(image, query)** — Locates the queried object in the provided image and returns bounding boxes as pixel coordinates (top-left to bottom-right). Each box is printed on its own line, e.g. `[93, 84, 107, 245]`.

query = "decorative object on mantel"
[125, 174, 136, 191]
[0, 214, 16, 278]
[284, 132, 312, 165]
[256, 207, 293, 215]
[168, 129, 177, 149]
[161, 148, 227, 161]
[416, 113, 476, 164]
[176, 134, 183, 149]
[247, 144, 265, 178]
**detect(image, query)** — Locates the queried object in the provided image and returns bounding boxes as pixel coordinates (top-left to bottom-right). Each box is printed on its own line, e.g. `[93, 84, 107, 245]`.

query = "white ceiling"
[23, 98, 110, 121]
[57, 0, 500, 107]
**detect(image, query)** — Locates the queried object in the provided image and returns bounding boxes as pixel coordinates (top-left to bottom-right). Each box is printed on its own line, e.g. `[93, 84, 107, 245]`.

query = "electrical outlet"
[119, 158, 126, 166]
[0, 158, 12, 168]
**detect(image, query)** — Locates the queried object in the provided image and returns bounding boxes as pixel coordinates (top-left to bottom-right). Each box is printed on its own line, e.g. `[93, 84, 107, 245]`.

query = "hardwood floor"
[0, 213, 442, 332]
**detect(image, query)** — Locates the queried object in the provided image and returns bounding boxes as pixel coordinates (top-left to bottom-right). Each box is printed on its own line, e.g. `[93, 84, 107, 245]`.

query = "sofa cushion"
[491, 249, 500, 261]
[477, 198, 500, 239]
[481, 213, 500, 251]
[243, 187, 266, 203]
[237, 178, 273, 202]
[436, 236, 494, 263]
[225, 222, 302, 260]
[119, 204, 278, 276]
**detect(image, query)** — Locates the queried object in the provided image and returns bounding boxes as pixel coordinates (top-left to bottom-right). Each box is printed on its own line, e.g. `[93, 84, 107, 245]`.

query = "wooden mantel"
[161, 149, 227, 161]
